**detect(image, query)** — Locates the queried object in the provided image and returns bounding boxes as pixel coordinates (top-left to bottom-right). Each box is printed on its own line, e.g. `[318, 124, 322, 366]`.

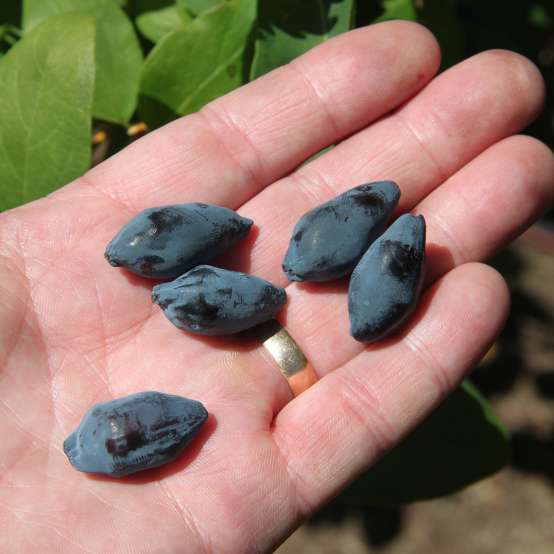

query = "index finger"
[68, 22, 440, 212]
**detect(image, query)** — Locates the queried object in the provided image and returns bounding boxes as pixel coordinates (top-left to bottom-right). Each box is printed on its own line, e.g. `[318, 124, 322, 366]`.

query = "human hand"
[1, 21, 552, 553]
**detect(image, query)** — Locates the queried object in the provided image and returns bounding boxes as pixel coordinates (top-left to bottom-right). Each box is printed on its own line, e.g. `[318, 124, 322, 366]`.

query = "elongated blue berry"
[348, 214, 426, 342]
[105, 203, 253, 278]
[152, 265, 286, 335]
[282, 181, 400, 282]
[64, 391, 208, 477]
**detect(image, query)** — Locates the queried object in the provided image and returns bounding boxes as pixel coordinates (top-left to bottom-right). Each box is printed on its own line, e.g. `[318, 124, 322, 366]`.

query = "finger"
[225, 49, 545, 279]
[418, 135, 554, 281]
[273, 263, 510, 515]
[280, 133, 554, 374]
[68, 22, 439, 211]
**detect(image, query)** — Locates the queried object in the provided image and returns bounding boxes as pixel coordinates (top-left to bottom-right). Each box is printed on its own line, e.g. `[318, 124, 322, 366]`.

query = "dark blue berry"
[348, 214, 426, 342]
[282, 181, 400, 282]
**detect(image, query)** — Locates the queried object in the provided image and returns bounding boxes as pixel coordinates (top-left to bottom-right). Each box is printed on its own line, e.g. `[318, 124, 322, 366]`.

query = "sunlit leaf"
[0, 14, 95, 211]
[136, 4, 192, 43]
[23, 0, 143, 125]
[141, 0, 256, 115]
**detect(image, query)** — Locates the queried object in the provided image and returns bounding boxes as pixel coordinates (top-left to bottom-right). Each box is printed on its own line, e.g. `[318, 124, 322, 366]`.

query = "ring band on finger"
[256, 319, 318, 396]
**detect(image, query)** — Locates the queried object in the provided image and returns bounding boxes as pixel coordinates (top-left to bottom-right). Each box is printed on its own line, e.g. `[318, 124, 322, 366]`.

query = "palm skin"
[1, 22, 553, 553]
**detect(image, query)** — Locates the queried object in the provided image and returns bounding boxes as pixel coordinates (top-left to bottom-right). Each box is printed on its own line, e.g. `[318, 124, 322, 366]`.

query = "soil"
[277, 233, 554, 554]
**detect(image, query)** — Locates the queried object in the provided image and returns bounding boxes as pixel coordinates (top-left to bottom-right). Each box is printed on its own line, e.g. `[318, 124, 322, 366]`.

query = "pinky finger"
[273, 262, 510, 515]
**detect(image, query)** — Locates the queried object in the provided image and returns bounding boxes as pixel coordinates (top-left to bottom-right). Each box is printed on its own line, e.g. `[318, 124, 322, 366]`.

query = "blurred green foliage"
[251, 0, 354, 80]
[23, 0, 143, 125]
[342, 380, 510, 505]
[141, 0, 256, 114]
[0, 14, 95, 207]
[1, 0, 552, 504]
[1, 0, 552, 208]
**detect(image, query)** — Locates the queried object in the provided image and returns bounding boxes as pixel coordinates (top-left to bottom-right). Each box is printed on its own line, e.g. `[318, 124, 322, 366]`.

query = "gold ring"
[255, 319, 318, 396]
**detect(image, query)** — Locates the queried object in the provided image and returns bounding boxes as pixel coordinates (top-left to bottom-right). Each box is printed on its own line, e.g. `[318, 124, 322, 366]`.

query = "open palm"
[1, 22, 553, 553]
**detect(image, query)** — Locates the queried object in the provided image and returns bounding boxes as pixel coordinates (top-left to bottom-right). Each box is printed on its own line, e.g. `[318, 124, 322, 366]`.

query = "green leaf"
[23, 0, 143, 125]
[0, 14, 95, 211]
[141, 0, 256, 115]
[340, 380, 510, 506]
[374, 0, 416, 22]
[178, 0, 223, 16]
[136, 4, 191, 43]
[250, 0, 355, 80]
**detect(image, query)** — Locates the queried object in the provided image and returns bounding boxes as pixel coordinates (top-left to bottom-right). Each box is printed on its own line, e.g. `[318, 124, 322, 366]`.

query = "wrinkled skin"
[1, 22, 553, 554]
[349, 214, 426, 342]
